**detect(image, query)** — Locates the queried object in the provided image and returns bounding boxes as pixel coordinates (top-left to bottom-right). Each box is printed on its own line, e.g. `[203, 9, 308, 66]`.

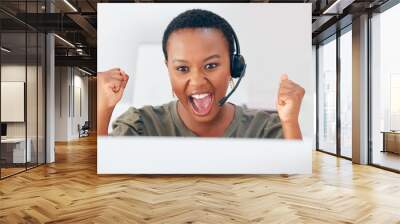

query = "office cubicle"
[0, 1, 46, 179]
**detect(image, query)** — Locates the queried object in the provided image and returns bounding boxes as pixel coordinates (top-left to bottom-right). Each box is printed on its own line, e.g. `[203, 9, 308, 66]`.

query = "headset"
[218, 29, 247, 106]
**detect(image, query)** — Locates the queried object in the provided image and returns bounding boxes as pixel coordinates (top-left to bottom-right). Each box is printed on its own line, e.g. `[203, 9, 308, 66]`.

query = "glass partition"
[0, 1, 46, 179]
[38, 32, 45, 165]
[1, 31, 28, 178]
[27, 31, 38, 169]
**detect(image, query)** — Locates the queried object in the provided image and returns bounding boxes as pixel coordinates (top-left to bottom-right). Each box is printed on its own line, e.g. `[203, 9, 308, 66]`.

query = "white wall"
[55, 67, 89, 141]
[1, 64, 46, 163]
[98, 3, 314, 138]
[55, 67, 68, 141]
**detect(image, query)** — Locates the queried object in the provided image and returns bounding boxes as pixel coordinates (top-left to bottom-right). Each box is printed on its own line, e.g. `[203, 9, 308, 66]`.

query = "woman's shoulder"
[111, 101, 175, 136]
[233, 105, 282, 138]
[236, 105, 281, 123]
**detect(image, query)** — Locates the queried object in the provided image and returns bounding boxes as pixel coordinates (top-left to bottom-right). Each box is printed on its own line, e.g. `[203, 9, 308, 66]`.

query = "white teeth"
[191, 93, 210, 99]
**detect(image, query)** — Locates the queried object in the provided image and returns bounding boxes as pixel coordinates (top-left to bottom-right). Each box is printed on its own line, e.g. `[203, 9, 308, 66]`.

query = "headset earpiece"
[231, 54, 246, 78]
[218, 28, 247, 106]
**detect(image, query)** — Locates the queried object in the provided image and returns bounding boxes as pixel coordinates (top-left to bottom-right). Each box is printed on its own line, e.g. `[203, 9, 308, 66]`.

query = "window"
[370, 2, 400, 171]
[318, 36, 337, 155]
[339, 28, 352, 158]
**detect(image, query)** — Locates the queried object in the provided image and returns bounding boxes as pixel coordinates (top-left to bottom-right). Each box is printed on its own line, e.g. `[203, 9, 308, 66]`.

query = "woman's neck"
[177, 101, 235, 137]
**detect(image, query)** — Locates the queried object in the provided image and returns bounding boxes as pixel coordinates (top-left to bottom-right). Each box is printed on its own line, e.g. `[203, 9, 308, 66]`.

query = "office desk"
[1, 138, 31, 163]
[381, 131, 400, 154]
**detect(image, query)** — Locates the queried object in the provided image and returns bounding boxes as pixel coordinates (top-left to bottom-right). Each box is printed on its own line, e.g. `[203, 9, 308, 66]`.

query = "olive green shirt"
[111, 101, 283, 138]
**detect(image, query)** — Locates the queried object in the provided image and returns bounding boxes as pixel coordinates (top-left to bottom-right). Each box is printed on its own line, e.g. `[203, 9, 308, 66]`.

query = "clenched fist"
[276, 74, 305, 139]
[97, 68, 129, 135]
[97, 68, 129, 111]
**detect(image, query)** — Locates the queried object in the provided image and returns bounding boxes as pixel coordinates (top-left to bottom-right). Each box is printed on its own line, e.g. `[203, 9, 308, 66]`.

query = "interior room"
[0, 0, 399, 223]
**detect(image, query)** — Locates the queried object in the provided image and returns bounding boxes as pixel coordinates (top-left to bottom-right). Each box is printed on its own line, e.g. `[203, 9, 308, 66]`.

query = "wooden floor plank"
[0, 135, 400, 223]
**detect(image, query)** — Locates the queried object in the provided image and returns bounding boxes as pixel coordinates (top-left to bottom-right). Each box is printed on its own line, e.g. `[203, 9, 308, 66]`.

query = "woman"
[97, 9, 305, 139]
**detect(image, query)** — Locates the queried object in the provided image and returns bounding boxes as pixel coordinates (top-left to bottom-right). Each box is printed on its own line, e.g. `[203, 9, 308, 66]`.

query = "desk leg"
[382, 133, 386, 153]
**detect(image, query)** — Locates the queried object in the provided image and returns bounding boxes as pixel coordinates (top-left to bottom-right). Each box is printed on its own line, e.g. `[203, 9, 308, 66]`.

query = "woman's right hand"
[97, 68, 129, 111]
[97, 68, 129, 135]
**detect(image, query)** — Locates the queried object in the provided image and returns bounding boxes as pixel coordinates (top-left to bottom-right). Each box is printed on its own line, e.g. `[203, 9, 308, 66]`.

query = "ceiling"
[0, 0, 392, 74]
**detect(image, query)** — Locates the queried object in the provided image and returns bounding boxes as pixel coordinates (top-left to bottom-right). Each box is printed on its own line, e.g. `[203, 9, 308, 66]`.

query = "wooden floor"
[1, 167, 26, 178]
[1, 163, 45, 178]
[373, 151, 400, 171]
[1, 135, 400, 223]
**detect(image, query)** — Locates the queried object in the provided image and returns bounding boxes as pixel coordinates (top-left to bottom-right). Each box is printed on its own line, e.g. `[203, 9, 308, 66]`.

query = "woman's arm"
[276, 74, 305, 140]
[281, 121, 302, 140]
[97, 68, 129, 135]
[97, 107, 114, 136]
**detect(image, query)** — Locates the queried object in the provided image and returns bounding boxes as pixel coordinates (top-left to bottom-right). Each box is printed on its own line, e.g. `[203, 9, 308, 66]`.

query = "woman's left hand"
[276, 74, 305, 125]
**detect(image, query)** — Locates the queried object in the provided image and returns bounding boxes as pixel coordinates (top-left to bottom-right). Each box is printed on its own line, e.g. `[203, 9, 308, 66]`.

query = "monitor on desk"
[1, 123, 7, 138]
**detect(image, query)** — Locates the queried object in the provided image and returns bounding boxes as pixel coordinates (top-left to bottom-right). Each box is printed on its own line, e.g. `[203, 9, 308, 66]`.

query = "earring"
[229, 78, 235, 89]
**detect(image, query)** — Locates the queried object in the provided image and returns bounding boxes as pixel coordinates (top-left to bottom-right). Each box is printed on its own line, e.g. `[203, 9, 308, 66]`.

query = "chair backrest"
[82, 121, 90, 129]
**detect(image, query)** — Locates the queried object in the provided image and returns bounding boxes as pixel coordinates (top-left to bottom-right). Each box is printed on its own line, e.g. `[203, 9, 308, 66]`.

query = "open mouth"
[188, 92, 214, 116]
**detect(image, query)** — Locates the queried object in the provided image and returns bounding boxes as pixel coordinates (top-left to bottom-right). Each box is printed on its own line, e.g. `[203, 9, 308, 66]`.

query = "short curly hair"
[162, 9, 235, 61]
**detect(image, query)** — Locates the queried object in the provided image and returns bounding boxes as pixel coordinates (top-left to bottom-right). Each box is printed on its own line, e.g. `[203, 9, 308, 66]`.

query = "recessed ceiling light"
[322, 0, 354, 15]
[78, 67, 92, 76]
[1, 47, 11, 53]
[54, 34, 75, 48]
[63, 0, 78, 12]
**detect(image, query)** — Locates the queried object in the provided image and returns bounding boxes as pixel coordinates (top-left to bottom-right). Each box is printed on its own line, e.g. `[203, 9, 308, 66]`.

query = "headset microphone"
[218, 28, 247, 107]
[218, 64, 246, 106]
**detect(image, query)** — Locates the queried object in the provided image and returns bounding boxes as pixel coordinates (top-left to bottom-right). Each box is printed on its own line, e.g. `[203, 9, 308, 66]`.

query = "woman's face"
[165, 28, 231, 123]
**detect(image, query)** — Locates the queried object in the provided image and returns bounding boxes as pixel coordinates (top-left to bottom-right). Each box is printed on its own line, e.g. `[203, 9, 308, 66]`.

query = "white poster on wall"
[97, 3, 313, 174]
[1, 82, 25, 122]
[98, 3, 314, 137]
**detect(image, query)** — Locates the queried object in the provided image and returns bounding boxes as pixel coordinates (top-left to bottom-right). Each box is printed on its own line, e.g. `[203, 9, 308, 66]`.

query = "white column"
[352, 14, 369, 164]
[46, 32, 55, 163]
[45, 0, 56, 163]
